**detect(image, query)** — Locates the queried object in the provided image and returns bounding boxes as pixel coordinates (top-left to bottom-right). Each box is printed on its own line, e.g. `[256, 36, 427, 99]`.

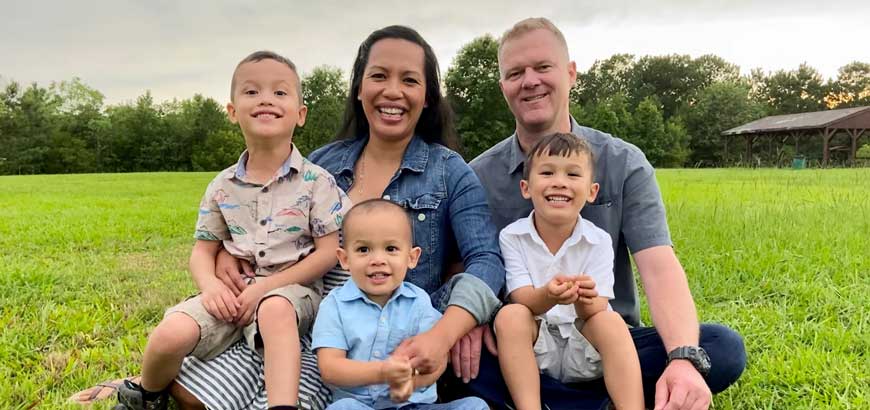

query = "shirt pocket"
[387, 320, 416, 351]
[581, 196, 617, 237]
[401, 193, 445, 291]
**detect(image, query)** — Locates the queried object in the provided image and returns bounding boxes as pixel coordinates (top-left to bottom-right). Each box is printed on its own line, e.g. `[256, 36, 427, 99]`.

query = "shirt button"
[259, 219, 267, 226]
[417, 213, 426, 222]
[258, 250, 266, 257]
[374, 351, 381, 357]
[382, 195, 391, 200]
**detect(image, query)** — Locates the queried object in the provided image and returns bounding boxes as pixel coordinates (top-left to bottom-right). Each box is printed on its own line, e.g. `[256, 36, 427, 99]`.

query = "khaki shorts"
[533, 318, 603, 383]
[165, 283, 320, 361]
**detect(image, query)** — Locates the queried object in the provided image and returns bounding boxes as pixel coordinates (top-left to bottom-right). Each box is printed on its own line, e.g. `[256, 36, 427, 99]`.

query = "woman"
[171, 26, 504, 410]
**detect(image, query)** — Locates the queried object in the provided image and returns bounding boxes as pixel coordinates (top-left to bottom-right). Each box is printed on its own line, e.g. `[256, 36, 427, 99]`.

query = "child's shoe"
[112, 379, 168, 410]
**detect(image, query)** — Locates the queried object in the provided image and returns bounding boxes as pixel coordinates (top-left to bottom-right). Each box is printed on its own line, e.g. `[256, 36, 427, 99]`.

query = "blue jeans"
[327, 397, 489, 410]
[449, 323, 746, 410]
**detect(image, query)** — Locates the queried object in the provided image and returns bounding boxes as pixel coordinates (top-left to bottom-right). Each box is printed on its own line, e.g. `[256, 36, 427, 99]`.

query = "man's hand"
[214, 248, 253, 296]
[234, 281, 268, 326]
[200, 281, 239, 323]
[447, 325, 497, 383]
[393, 329, 449, 375]
[654, 360, 711, 410]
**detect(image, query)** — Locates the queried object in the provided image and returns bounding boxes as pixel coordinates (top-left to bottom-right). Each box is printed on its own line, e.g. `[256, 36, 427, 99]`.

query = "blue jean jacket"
[309, 136, 504, 324]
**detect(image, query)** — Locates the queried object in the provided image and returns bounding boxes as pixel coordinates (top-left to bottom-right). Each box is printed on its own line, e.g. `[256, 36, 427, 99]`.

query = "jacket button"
[417, 213, 426, 222]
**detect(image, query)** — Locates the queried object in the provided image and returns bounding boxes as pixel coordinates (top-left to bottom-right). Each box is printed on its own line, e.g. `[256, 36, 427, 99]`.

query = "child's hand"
[201, 281, 239, 323]
[546, 274, 581, 305]
[381, 355, 413, 386]
[234, 281, 268, 326]
[389, 375, 414, 403]
[573, 274, 598, 305]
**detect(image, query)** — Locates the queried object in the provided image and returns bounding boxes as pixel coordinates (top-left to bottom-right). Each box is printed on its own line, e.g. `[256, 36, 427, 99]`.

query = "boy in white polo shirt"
[493, 133, 643, 410]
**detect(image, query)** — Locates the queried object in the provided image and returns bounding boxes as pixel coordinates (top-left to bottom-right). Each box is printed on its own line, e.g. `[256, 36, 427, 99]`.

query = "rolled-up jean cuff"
[446, 273, 502, 325]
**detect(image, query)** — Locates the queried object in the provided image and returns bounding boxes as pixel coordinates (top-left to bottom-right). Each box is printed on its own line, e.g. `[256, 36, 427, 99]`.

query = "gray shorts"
[533, 318, 603, 382]
[165, 283, 320, 361]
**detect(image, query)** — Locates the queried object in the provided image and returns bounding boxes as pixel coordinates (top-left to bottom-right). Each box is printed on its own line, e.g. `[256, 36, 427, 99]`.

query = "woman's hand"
[200, 280, 239, 323]
[235, 281, 268, 326]
[394, 329, 450, 375]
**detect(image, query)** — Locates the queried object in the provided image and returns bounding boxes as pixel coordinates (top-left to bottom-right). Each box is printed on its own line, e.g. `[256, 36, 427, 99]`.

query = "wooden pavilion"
[722, 106, 870, 166]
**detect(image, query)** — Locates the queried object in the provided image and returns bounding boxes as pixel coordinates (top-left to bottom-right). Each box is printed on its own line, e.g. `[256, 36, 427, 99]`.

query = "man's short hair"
[342, 199, 412, 247]
[498, 17, 570, 62]
[230, 50, 303, 104]
[523, 132, 595, 180]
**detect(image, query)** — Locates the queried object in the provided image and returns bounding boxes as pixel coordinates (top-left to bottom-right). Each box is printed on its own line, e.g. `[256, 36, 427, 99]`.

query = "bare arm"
[634, 245, 699, 351]
[508, 286, 556, 316]
[257, 231, 340, 291]
[316, 348, 387, 387]
[189, 240, 223, 290]
[575, 296, 610, 321]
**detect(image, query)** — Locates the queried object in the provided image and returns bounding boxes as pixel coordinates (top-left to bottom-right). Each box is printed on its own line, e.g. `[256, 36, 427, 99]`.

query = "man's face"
[498, 29, 577, 136]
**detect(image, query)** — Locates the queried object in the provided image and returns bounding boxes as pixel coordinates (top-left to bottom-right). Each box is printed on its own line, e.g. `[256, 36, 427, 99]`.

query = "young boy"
[115, 51, 350, 410]
[311, 199, 488, 410]
[493, 133, 644, 410]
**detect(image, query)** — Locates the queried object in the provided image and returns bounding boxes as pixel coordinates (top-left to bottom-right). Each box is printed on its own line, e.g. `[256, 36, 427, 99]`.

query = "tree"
[573, 54, 636, 107]
[627, 97, 689, 167]
[827, 61, 870, 108]
[752, 63, 827, 115]
[682, 81, 766, 166]
[445, 35, 514, 160]
[191, 129, 246, 171]
[294, 66, 347, 155]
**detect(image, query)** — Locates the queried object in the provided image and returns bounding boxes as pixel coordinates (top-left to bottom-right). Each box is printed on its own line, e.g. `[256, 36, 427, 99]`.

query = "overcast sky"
[2, 0, 868, 105]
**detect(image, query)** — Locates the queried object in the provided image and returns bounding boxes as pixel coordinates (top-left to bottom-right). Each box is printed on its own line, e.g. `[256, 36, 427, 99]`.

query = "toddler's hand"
[201, 281, 239, 323]
[382, 355, 413, 386]
[546, 274, 580, 305]
[389, 375, 414, 403]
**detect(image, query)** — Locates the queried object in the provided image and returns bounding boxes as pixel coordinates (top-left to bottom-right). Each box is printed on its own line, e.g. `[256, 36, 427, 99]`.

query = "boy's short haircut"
[523, 132, 595, 180]
[498, 17, 569, 63]
[342, 199, 412, 246]
[230, 50, 303, 104]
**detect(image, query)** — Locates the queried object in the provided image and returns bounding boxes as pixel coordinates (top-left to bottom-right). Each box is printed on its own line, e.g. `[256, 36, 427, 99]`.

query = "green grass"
[1, 169, 868, 409]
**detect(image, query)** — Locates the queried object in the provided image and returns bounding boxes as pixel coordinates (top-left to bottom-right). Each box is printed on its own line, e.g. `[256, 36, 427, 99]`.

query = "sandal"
[69, 376, 141, 405]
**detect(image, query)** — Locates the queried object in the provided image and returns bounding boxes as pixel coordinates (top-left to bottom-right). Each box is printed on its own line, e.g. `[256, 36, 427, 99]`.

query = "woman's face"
[358, 38, 427, 143]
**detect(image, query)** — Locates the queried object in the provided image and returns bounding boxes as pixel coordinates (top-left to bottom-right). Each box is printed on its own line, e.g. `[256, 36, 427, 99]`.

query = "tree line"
[2, 35, 869, 175]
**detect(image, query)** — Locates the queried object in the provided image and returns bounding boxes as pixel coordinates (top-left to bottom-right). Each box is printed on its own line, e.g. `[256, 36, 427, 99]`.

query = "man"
[454, 17, 746, 410]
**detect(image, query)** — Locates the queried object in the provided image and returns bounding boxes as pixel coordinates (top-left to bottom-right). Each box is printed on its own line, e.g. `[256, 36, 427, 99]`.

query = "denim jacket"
[309, 135, 504, 324]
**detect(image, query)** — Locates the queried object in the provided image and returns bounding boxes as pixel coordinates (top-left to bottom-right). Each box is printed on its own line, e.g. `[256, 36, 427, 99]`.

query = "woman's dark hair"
[335, 25, 459, 151]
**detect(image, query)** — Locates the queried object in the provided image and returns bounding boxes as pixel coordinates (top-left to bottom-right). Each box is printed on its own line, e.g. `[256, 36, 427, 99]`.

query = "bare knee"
[494, 304, 536, 341]
[148, 313, 200, 357]
[584, 310, 625, 329]
[256, 296, 296, 333]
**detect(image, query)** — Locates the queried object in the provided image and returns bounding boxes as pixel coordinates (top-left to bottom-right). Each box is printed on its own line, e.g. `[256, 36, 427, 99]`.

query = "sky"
[2, 0, 868, 105]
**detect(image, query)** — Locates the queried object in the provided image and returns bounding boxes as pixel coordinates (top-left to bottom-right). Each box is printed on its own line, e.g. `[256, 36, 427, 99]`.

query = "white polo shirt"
[500, 211, 615, 338]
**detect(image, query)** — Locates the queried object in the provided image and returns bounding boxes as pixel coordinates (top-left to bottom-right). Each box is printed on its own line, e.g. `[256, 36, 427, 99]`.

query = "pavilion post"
[822, 128, 835, 167]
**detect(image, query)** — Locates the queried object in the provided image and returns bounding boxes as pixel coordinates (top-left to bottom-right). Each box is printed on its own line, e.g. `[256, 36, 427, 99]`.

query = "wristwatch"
[667, 346, 711, 377]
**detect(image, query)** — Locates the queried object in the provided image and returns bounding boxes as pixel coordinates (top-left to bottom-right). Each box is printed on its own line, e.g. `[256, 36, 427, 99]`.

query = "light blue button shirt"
[312, 279, 442, 409]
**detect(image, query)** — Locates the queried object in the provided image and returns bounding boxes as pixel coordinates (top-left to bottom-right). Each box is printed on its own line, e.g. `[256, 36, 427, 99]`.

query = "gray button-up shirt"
[470, 118, 672, 327]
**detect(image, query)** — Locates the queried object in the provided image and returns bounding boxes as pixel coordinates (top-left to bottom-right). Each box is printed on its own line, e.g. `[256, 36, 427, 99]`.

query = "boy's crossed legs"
[495, 303, 643, 410]
[126, 284, 318, 409]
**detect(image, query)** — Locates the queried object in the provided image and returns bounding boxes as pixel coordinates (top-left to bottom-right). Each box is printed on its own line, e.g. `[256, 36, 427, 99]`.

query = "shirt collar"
[508, 117, 585, 176]
[507, 210, 603, 250]
[229, 143, 302, 181]
[336, 135, 430, 177]
[335, 277, 418, 304]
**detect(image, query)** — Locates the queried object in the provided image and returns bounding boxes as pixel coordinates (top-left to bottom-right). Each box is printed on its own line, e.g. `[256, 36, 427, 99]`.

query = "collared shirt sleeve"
[311, 293, 348, 351]
[415, 293, 443, 335]
[193, 175, 231, 241]
[500, 229, 533, 295]
[307, 167, 351, 237]
[585, 236, 616, 300]
[620, 151, 673, 253]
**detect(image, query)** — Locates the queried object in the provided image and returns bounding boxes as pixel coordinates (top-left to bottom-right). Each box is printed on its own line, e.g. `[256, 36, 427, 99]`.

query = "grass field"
[1, 169, 868, 409]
